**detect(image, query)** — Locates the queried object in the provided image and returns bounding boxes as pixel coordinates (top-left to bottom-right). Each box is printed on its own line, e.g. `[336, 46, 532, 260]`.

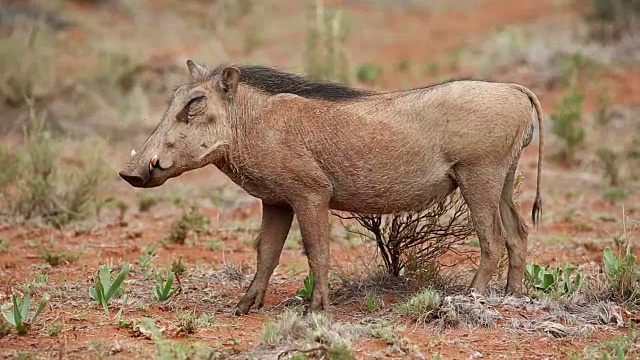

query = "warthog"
[119, 59, 543, 315]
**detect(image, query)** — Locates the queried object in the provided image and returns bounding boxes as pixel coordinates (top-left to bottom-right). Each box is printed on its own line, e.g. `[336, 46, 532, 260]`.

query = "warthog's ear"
[186, 59, 207, 79]
[218, 66, 241, 99]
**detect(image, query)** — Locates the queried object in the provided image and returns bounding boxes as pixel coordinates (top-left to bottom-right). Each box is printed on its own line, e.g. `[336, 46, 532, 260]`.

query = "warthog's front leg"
[293, 195, 331, 312]
[234, 202, 293, 315]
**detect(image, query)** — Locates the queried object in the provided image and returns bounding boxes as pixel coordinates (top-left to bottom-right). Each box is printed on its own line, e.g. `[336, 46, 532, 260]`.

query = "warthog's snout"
[119, 154, 165, 187]
[119, 166, 149, 187]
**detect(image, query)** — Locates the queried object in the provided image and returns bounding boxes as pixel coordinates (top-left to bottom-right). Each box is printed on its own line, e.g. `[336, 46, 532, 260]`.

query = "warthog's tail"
[510, 84, 543, 228]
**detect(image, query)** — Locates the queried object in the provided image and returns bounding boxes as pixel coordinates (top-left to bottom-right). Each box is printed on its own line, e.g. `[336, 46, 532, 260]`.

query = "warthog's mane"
[191, 63, 486, 102]
[203, 63, 377, 101]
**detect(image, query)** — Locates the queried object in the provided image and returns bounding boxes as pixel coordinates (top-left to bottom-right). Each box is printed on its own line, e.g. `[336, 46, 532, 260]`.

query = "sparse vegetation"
[0, 107, 110, 228]
[260, 308, 359, 358]
[570, 326, 639, 359]
[137, 317, 212, 358]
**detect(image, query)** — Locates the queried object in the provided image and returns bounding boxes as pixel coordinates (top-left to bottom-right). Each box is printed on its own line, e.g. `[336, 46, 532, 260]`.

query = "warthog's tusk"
[149, 155, 159, 172]
[131, 149, 137, 157]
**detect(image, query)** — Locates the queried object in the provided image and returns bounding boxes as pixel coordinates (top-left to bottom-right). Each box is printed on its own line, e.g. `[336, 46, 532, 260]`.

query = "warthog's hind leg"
[234, 202, 294, 315]
[455, 166, 508, 294]
[294, 195, 331, 313]
[501, 161, 529, 295]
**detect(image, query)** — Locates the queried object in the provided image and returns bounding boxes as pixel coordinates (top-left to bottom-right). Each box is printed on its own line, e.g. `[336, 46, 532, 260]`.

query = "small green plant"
[572, 323, 638, 359]
[89, 263, 130, 316]
[603, 244, 639, 305]
[596, 146, 621, 186]
[171, 256, 187, 278]
[560, 52, 589, 88]
[41, 250, 78, 267]
[154, 271, 181, 301]
[423, 61, 439, 76]
[137, 317, 211, 358]
[356, 63, 384, 84]
[603, 188, 629, 203]
[295, 273, 315, 301]
[595, 89, 614, 125]
[363, 295, 379, 313]
[177, 310, 198, 335]
[175, 310, 215, 335]
[260, 309, 303, 346]
[598, 214, 616, 222]
[1, 292, 48, 335]
[137, 194, 158, 213]
[288, 264, 302, 279]
[164, 206, 209, 245]
[396, 59, 410, 72]
[0, 239, 6, 253]
[551, 91, 585, 163]
[115, 200, 128, 224]
[206, 240, 224, 251]
[139, 243, 161, 271]
[48, 324, 62, 336]
[524, 263, 582, 296]
[396, 288, 441, 323]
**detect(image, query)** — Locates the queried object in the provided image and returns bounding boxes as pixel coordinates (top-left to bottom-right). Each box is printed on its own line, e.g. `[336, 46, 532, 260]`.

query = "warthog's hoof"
[232, 307, 247, 316]
[233, 296, 258, 316]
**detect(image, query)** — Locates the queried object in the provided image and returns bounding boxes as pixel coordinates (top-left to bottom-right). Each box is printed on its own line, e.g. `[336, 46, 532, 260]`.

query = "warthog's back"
[246, 80, 535, 214]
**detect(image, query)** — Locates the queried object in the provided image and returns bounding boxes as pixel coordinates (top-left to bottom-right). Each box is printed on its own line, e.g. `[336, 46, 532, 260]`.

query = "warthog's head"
[119, 60, 239, 188]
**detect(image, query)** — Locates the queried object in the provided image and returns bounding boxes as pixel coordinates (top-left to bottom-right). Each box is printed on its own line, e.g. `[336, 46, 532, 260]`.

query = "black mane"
[212, 64, 375, 101]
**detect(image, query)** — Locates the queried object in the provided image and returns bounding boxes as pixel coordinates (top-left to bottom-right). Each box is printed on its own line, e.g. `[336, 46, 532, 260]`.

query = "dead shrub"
[333, 190, 474, 278]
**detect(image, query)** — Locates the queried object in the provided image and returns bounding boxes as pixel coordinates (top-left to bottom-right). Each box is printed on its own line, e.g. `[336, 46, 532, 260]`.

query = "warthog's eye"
[177, 91, 205, 123]
[187, 96, 205, 114]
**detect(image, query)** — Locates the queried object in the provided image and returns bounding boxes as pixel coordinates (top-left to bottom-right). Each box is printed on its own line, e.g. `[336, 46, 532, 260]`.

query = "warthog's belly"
[327, 170, 458, 214]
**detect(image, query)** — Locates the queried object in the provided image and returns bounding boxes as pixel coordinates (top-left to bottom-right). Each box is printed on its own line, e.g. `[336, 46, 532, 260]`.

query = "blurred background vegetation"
[0, 0, 638, 227]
